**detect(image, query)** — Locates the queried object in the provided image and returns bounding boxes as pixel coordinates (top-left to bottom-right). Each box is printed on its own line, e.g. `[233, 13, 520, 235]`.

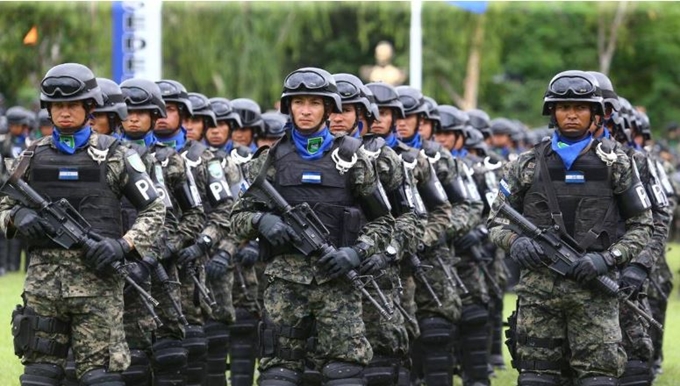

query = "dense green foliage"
[2, 1, 680, 130]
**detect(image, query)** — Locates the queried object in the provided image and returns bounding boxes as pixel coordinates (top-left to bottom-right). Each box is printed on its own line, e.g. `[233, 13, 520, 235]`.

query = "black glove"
[509, 237, 545, 270]
[177, 234, 212, 266]
[571, 252, 610, 283]
[85, 238, 130, 272]
[127, 256, 157, 285]
[455, 226, 489, 251]
[255, 213, 300, 247]
[11, 207, 53, 239]
[206, 250, 231, 281]
[235, 241, 259, 268]
[619, 263, 648, 297]
[318, 247, 361, 280]
[360, 254, 390, 275]
[160, 241, 180, 262]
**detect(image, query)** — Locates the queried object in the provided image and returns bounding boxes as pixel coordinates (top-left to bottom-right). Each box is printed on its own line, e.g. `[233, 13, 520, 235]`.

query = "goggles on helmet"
[122, 87, 154, 106]
[548, 76, 597, 97]
[284, 70, 330, 91]
[41, 76, 98, 98]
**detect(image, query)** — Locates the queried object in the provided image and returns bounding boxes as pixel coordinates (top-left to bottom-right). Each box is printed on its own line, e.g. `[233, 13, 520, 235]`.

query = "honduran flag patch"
[58, 168, 79, 180]
[301, 171, 322, 184]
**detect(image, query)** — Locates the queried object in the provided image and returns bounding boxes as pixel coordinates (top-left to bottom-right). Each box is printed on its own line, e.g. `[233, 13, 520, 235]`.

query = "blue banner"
[448, 1, 488, 14]
[112, 1, 125, 83]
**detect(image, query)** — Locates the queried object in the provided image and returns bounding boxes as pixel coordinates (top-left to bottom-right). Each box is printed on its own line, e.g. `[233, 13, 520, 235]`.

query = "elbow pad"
[174, 167, 202, 211]
[617, 177, 652, 219]
[123, 150, 159, 210]
[417, 165, 449, 211]
[442, 176, 468, 204]
[360, 181, 392, 221]
[150, 164, 174, 210]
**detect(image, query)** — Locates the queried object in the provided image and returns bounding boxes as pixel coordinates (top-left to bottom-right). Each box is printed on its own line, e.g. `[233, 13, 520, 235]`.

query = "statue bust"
[360, 41, 407, 86]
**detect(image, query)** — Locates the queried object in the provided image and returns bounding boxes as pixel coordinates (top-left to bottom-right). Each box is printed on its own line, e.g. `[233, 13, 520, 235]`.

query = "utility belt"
[12, 305, 70, 359]
[259, 318, 315, 361]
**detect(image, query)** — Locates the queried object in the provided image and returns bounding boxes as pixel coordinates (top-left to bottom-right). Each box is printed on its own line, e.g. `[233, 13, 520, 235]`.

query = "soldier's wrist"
[351, 241, 371, 260]
[251, 212, 265, 228]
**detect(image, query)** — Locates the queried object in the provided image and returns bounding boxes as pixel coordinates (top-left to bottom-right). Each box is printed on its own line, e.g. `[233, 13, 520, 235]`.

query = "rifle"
[185, 261, 217, 309]
[469, 245, 504, 299]
[436, 255, 469, 295]
[0, 175, 162, 325]
[153, 262, 188, 326]
[246, 173, 392, 320]
[497, 202, 663, 332]
[233, 262, 253, 302]
[407, 254, 442, 307]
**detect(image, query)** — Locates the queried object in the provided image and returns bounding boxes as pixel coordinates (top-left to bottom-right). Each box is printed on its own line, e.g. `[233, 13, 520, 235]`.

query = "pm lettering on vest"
[209, 180, 232, 204]
[135, 179, 152, 200]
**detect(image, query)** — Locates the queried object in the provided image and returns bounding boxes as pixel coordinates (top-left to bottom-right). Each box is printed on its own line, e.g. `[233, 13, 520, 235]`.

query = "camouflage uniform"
[230, 135, 395, 378]
[488, 138, 654, 383]
[2, 133, 165, 380]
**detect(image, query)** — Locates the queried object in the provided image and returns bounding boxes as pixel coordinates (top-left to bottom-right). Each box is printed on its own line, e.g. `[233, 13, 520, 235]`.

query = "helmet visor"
[122, 86, 153, 106]
[337, 80, 361, 100]
[549, 76, 597, 97]
[370, 86, 398, 104]
[188, 94, 209, 110]
[210, 101, 232, 117]
[41, 76, 97, 98]
[284, 70, 329, 91]
[399, 95, 421, 113]
[235, 109, 260, 126]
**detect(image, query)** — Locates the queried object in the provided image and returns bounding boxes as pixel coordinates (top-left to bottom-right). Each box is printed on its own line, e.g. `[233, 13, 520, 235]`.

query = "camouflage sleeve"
[610, 149, 654, 264]
[351, 147, 395, 257]
[194, 150, 231, 241]
[0, 195, 20, 238]
[413, 153, 454, 247]
[107, 144, 166, 255]
[662, 159, 679, 210]
[376, 146, 404, 192]
[487, 151, 536, 251]
[166, 152, 205, 247]
[230, 148, 275, 241]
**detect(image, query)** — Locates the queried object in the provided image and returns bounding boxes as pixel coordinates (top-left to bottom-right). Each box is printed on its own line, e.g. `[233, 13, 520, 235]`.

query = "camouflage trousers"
[260, 276, 373, 373]
[207, 267, 236, 324]
[123, 280, 156, 350]
[362, 266, 409, 360]
[399, 273, 420, 340]
[22, 258, 130, 379]
[619, 294, 653, 362]
[178, 261, 210, 325]
[414, 249, 462, 323]
[515, 275, 626, 379]
[232, 262, 262, 316]
[150, 261, 186, 341]
[455, 257, 490, 307]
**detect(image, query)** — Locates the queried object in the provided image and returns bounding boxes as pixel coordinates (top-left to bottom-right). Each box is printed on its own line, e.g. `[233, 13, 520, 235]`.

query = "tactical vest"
[28, 136, 122, 249]
[522, 140, 618, 252]
[271, 136, 362, 248]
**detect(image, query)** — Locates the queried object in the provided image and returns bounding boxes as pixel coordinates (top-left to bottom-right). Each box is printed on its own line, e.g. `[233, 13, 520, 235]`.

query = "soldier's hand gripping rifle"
[407, 254, 442, 307]
[497, 202, 663, 332]
[247, 173, 392, 320]
[0, 175, 162, 326]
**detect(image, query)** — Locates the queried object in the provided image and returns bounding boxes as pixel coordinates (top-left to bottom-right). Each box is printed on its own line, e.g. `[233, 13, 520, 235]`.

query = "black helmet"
[542, 70, 604, 116]
[437, 105, 469, 133]
[280, 67, 342, 114]
[155, 79, 193, 116]
[209, 97, 242, 129]
[636, 111, 652, 140]
[359, 85, 381, 123]
[396, 86, 429, 116]
[365, 82, 405, 119]
[40, 63, 103, 108]
[94, 78, 128, 121]
[489, 118, 516, 136]
[465, 126, 488, 155]
[332, 73, 371, 115]
[120, 78, 167, 118]
[6, 106, 34, 127]
[187, 92, 217, 127]
[466, 109, 491, 138]
[586, 71, 620, 111]
[423, 96, 440, 122]
[261, 112, 288, 139]
[38, 109, 51, 127]
[232, 98, 265, 131]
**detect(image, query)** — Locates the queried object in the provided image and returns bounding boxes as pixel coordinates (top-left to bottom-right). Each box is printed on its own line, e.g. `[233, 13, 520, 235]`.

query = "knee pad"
[321, 362, 365, 386]
[418, 317, 455, 386]
[302, 367, 322, 386]
[364, 356, 398, 386]
[184, 325, 208, 385]
[121, 349, 151, 386]
[79, 368, 125, 386]
[20, 363, 64, 386]
[459, 305, 491, 382]
[231, 309, 258, 386]
[397, 366, 410, 386]
[419, 317, 454, 346]
[517, 372, 561, 386]
[620, 359, 653, 386]
[204, 320, 230, 386]
[258, 367, 302, 386]
[578, 376, 618, 386]
[461, 304, 489, 325]
[151, 339, 188, 373]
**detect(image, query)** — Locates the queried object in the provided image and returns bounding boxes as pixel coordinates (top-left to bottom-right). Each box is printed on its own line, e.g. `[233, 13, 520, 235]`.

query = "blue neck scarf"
[596, 127, 611, 140]
[154, 127, 187, 151]
[551, 132, 593, 170]
[248, 141, 259, 153]
[12, 134, 26, 145]
[351, 122, 364, 139]
[123, 131, 156, 148]
[401, 132, 422, 150]
[450, 148, 468, 158]
[52, 126, 92, 155]
[383, 132, 399, 149]
[291, 126, 334, 161]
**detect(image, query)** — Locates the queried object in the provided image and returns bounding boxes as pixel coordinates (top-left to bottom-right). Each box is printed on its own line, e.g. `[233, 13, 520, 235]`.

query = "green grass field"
[1, 248, 679, 386]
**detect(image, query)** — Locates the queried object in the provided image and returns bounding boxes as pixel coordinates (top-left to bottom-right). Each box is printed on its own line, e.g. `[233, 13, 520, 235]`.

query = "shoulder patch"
[499, 178, 512, 197]
[127, 152, 147, 173]
[208, 160, 225, 179]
